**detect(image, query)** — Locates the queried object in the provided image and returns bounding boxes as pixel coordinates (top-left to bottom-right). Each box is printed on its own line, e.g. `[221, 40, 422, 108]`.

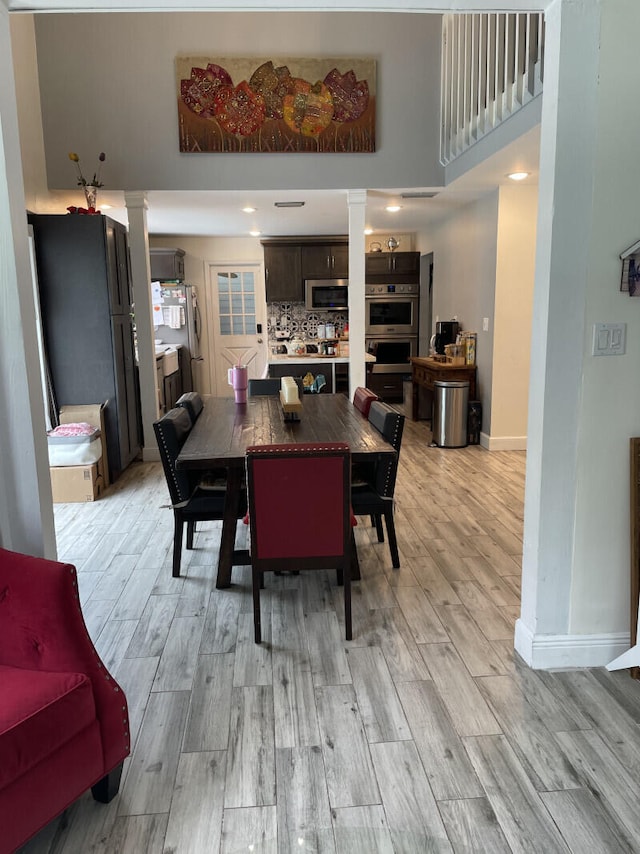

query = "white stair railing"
[441, 12, 544, 164]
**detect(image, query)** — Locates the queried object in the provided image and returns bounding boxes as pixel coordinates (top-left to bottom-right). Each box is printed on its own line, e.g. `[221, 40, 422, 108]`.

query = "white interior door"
[207, 262, 267, 397]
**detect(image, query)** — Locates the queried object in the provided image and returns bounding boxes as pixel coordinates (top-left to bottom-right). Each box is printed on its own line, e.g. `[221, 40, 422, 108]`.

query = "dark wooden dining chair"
[248, 378, 282, 396]
[245, 442, 352, 643]
[248, 377, 304, 396]
[176, 391, 204, 424]
[351, 401, 405, 569]
[153, 407, 246, 577]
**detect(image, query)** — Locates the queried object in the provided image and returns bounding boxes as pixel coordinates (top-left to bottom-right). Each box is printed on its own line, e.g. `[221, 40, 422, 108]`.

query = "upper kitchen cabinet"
[150, 247, 185, 281]
[365, 251, 420, 281]
[29, 214, 141, 483]
[301, 241, 349, 279]
[263, 243, 303, 302]
[262, 236, 349, 302]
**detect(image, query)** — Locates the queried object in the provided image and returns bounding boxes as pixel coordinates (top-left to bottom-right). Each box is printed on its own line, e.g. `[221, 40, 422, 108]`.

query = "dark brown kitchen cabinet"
[163, 370, 180, 412]
[365, 251, 420, 279]
[366, 372, 405, 403]
[111, 313, 140, 469]
[150, 247, 185, 281]
[29, 213, 141, 483]
[263, 243, 303, 302]
[156, 357, 165, 415]
[107, 222, 132, 313]
[301, 242, 349, 279]
[178, 344, 193, 394]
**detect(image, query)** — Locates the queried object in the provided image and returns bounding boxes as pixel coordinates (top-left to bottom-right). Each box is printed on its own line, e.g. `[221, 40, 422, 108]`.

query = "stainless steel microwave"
[304, 279, 349, 311]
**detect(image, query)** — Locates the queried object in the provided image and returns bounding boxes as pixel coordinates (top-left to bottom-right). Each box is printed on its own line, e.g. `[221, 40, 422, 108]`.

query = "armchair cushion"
[0, 665, 97, 791]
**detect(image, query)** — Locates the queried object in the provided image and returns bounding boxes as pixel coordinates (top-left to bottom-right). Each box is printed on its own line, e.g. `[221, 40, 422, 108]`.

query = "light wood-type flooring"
[19, 416, 640, 853]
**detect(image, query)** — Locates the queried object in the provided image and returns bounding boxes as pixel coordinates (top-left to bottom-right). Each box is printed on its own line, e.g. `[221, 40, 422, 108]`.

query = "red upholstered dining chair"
[353, 386, 378, 418]
[245, 443, 352, 644]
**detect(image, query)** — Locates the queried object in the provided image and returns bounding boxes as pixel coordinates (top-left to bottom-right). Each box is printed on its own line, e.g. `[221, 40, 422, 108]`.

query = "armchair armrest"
[0, 548, 130, 774]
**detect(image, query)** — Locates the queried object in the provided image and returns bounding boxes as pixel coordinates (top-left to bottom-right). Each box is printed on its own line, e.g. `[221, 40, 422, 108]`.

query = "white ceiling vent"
[400, 192, 439, 199]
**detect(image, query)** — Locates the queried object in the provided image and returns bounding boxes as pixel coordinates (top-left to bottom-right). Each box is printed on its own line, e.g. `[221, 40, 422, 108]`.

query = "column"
[516, 0, 607, 667]
[125, 191, 159, 460]
[348, 189, 367, 396]
[0, 2, 55, 557]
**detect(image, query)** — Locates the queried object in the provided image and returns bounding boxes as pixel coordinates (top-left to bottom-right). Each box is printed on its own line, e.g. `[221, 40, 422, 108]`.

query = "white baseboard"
[142, 446, 161, 462]
[514, 618, 631, 669]
[480, 432, 527, 451]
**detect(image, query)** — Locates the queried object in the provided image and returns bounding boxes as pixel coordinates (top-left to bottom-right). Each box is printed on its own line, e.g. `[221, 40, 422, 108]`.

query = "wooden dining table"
[175, 394, 397, 588]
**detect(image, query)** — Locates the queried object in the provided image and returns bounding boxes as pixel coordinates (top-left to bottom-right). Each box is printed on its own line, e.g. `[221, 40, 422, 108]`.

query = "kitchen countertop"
[269, 353, 375, 365]
[410, 356, 474, 371]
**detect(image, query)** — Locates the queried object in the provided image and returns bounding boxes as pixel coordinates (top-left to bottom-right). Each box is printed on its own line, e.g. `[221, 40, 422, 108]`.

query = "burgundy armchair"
[0, 548, 130, 853]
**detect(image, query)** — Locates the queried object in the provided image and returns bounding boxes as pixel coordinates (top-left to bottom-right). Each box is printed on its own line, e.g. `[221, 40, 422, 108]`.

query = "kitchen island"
[410, 356, 477, 422]
[268, 353, 375, 395]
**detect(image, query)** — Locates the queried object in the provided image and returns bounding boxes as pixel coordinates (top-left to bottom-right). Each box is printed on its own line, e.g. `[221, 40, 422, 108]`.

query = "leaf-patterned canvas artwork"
[176, 56, 376, 153]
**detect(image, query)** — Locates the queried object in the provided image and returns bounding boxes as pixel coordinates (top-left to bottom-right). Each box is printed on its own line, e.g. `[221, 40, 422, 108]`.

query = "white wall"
[33, 11, 443, 194]
[415, 185, 536, 447]
[9, 14, 47, 211]
[491, 184, 537, 447]
[417, 193, 499, 436]
[0, 5, 56, 558]
[516, 0, 640, 669]
[571, 0, 640, 637]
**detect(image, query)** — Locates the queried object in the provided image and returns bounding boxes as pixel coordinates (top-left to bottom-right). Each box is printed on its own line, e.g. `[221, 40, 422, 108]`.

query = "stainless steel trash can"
[432, 380, 470, 448]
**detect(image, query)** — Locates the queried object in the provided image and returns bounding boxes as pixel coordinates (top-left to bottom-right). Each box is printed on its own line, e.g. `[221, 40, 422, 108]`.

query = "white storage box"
[47, 423, 103, 467]
[49, 402, 110, 502]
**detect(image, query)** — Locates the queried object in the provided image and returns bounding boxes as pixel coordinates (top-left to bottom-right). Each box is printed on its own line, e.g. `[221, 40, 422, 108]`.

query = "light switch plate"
[592, 322, 626, 356]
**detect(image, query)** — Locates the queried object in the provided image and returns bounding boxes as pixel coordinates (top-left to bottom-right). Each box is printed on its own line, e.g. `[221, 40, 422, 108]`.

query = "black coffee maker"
[434, 320, 459, 355]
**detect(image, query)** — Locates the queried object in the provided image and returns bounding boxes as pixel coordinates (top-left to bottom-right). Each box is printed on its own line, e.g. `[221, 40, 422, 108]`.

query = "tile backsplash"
[267, 302, 348, 341]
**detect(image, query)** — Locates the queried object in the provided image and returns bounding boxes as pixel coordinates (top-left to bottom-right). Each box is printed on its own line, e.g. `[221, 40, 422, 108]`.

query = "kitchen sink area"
[160, 347, 179, 376]
[154, 344, 190, 414]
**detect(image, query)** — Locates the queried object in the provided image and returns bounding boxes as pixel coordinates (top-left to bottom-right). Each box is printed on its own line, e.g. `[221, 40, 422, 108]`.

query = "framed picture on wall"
[176, 56, 376, 154]
[620, 239, 640, 296]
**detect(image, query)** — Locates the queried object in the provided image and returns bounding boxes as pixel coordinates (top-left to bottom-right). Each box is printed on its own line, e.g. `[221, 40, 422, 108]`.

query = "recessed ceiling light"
[274, 201, 305, 208]
[242, 206, 256, 213]
[364, 228, 373, 235]
[507, 171, 529, 181]
[385, 205, 401, 213]
[100, 204, 112, 210]
[249, 230, 261, 237]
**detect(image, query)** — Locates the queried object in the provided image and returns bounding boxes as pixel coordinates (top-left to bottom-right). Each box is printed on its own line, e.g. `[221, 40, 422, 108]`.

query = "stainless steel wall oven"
[366, 336, 418, 373]
[365, 282, 419, 336]
[365, 282, 419, 374]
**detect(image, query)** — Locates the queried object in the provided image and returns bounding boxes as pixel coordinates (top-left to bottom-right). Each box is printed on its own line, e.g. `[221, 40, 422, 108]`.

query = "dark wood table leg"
[412, 377, 419, 421]
[350, 528, 361, 581]
[216, 467, 242, 589]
